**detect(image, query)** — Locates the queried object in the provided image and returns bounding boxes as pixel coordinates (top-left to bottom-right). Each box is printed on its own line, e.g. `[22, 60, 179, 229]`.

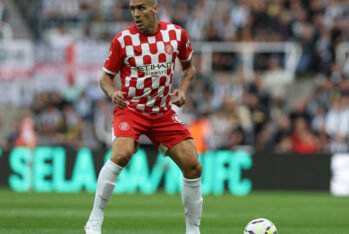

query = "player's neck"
[141, 20, 160, 35]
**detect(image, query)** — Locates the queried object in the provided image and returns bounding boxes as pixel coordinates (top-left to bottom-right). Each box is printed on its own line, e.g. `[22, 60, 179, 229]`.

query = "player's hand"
[170, 89, 186, 107]
[111, 90, 127, 109]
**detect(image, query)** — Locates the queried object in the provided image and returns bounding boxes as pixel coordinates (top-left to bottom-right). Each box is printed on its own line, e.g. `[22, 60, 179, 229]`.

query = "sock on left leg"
[182, 177, 203, 234]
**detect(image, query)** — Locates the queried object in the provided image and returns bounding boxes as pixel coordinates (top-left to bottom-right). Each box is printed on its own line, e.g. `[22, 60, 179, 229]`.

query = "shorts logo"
[119, 122, 130, 131]
[165, 44, 173, 54]
[172, 114, 183, 124]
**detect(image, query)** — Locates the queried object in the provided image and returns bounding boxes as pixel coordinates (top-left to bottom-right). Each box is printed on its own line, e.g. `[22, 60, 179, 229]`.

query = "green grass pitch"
[0, 189, 348, 233]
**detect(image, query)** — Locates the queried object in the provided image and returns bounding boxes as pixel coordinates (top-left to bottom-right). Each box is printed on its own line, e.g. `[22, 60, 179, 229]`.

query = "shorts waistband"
[127, 107, 171, 117]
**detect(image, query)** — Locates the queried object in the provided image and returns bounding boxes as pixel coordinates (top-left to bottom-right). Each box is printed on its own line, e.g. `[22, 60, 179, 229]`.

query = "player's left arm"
[171, 60, 196, 107]
[171, 28, 196, 107]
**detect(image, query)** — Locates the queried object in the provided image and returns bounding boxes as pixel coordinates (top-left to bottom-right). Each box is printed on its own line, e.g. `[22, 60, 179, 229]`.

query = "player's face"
[130, 0, 158, 34]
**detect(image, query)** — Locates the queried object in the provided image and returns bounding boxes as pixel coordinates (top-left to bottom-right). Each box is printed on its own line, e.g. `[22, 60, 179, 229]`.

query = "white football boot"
[84, 220, 103, 234]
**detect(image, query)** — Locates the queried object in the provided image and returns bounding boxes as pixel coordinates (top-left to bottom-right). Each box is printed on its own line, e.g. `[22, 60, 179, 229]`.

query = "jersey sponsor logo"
[186, 40, 191, 48]
[137, 62, 172, 76]
[134, 49, 142, 56]
[165, 44, 174, 54]
[119, 122, 130, 131]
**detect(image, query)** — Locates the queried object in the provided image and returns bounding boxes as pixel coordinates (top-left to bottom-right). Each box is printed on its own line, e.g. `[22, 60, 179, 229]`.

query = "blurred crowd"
[4, 66, 349, 155]
[14, 0, 349, 75]
[183, 68, 349, 154]
[1, 0, 349, 154]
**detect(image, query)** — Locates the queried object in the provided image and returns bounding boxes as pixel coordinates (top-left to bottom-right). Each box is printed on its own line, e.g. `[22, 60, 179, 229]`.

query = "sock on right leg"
[88, 160, 123, 221]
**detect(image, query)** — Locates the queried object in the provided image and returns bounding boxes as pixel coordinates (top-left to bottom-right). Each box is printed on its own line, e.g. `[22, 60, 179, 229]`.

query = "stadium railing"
[192, 41, 302, 83]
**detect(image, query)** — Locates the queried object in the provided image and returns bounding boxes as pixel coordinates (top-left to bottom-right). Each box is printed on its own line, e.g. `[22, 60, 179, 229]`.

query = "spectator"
[288, 97, 313, 126]
[188, 117, 211, 154]
[325, 95, 349, 153]
[291, 116, 319, 154]
[61, 104, 83, 149]
[38, 103, 64, 135]
[75, 91, 93, 120]
[46, 23, 75, 49]
[271, 113, 292, 149]
[62, 75, 83, 103]
[0, 0, 8, 23]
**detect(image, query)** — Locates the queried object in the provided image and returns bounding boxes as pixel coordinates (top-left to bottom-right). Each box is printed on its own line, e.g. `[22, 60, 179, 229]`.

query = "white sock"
[182, 177, 203, 234]
[88, 160, 123, 221]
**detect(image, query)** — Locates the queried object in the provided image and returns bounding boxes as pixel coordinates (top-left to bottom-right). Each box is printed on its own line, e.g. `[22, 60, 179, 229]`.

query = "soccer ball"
[244, 218, 278, 234]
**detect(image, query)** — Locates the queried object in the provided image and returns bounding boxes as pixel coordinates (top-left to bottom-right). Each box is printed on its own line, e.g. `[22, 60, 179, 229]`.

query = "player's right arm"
[100, 73, 127, 108]
[100, 36, 127, 108]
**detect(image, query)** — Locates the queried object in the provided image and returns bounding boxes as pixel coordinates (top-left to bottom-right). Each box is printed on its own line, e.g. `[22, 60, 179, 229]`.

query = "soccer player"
[84, 0, 203, 233]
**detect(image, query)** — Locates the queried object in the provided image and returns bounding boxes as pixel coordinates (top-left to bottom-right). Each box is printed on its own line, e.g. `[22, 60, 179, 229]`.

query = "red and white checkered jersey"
[103, 21, 193, 114]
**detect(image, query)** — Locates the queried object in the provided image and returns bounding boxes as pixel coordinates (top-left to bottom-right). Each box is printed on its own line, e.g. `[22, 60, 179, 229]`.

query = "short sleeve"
[103, 37, 123, 75]
[178, 29, 193, 62]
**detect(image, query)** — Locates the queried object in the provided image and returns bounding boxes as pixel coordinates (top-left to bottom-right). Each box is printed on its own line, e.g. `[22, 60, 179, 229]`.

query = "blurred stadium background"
[1, 0, 349, 233]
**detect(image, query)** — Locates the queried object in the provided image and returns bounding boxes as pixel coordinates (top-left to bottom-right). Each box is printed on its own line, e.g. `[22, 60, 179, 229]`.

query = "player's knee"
[186, 161, 202, 179]
[110, 149, 134, 167]
[194, 162, 202, 178]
